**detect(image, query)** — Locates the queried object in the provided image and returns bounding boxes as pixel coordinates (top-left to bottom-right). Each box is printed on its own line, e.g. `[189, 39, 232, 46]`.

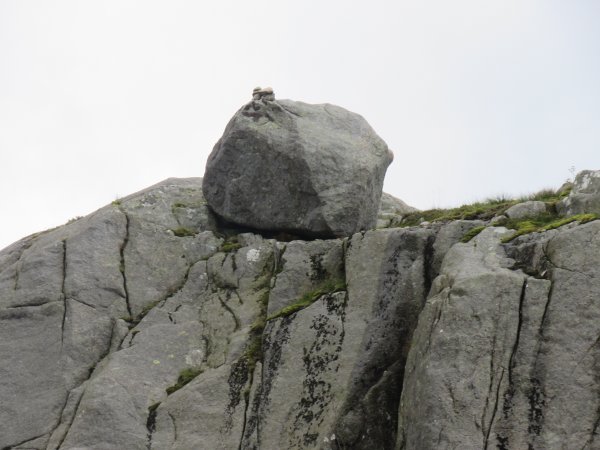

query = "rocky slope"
[1, 174, 599, 450]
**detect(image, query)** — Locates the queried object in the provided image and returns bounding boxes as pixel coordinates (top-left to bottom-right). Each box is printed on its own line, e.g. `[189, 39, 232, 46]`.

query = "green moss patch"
[501, 213, 599, 243]
[460, 226, 487, 243]
[166, 367, 204, 395]
[398, 186, 572, 227]
[220, 236, 242, 253]
[171, 227, 197, 237]
[266, 279, 346, 321]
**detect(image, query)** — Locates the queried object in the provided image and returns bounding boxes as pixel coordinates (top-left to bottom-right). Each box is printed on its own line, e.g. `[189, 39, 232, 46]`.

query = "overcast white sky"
[1, 1, 599, 250]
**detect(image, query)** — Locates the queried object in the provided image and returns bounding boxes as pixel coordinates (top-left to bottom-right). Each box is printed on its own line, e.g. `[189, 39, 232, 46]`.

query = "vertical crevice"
[481, 327, 498, 436]
[509, 278, 527, 384]
[582, 412, 600, 450]
[168, 413, 178, 442]
[119, 210, 132, 317]
[146, 403, 159, 450]
[423, 233, 436, 299]
[52, 389, 85, 450]
[537, 279, 554, 339]
[61, 239, 68, 346]
[237, 365, 254, 450]
[484, 368, 505, 450]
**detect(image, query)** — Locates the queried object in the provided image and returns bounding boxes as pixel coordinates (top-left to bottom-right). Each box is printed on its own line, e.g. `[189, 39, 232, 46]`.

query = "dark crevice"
[13, 261, 20, 292]
[61, 239, 67, 346]
[482, 323, 498, 436]
[52, 387, 85, 450]
[4, 300, 60, 310]
[52, 319, 116, 446]
[483, 368, 505, 450]
[423, 233, 436, 297]
[146, 403, 160, 450]
[168, 413, 178, 442]
[237, 365, 255, 450]
[509, 278, 527, 385]
[218, 293, 241, 331]
[582, 412, 600, 450]
[2, 433, 47, 450]
[10, 238, 35, 292]
[118, 210, 132, 317]
[537, 280, 554, 342]
[161, 263, 194, 307]
[69, 297, 99, 311]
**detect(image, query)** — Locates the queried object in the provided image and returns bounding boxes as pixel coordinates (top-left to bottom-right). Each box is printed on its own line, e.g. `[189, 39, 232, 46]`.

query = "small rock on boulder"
[203, 91, 394, 238]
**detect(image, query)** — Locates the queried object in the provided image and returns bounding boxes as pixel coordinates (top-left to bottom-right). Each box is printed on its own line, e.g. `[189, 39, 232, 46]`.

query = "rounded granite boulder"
[202, 96, 394, 238]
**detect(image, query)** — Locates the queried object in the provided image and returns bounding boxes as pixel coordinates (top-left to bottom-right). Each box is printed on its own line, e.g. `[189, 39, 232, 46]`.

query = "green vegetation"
[242, 289, 271, 372]
[173, 202, 187, 208]
[501, 213, 599, 243]
[112, 199, 122, 206]
[165, 367, 204, 395]
[121, 300, 161, 327]
[171, 227, 197, 237]
[221, 236, 242, 253]
[460, 226, 487, 243]
[398, 186, 572, 227]
[266, 279, 346, 321]
[401, 183, 592, 243]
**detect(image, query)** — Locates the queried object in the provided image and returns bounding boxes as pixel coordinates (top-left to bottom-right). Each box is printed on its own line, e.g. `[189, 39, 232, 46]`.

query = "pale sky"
[1, 1, 599, 250]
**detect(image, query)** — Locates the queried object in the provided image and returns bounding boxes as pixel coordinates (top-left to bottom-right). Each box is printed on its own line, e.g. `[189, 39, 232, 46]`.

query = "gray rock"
[267, 238, 345, 316]
[557, 169, 600, 215]
[203, 99, 394, 238]
[397, 222, 600, 449]
[505, 200, 548, 219]
[490, 214, 507, 225]
[431, 220, 485, 277]
[242, 227, 435, 449]
[377, 192, 418, 228]
[3, 175, 600, 450]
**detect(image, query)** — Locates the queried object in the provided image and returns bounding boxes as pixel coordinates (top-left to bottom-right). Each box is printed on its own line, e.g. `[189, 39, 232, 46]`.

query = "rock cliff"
[1, 174, 599, 450]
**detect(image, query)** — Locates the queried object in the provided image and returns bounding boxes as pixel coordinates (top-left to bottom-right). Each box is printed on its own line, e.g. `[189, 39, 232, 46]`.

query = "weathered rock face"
[397, 223, 600, 450]
[203, 99, 394, 238]
[1, 176, 599, 450]
[557, 169, 600, 216]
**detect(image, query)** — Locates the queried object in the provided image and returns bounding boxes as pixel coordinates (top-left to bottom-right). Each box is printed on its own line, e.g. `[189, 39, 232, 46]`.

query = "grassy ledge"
[501, 213, 598, 243]
[266, 279, 346, 321]
[398, 186, 572, 227]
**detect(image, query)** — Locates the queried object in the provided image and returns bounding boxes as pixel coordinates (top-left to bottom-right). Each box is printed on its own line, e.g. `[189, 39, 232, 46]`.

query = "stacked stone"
[252, 86, 275, 101]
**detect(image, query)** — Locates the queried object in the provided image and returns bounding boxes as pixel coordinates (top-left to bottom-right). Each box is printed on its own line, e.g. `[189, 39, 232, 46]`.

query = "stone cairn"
[252, 86, 275, 101]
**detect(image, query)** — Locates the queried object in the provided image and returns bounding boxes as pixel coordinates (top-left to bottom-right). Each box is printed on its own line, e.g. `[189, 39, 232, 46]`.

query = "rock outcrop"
[557, 169, 600, 216]
[1, 172, 599, 450]
[203, 94, 394, 238]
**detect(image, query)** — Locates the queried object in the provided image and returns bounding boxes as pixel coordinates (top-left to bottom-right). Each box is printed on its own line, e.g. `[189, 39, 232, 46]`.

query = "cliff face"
[1, 177, 599, 450]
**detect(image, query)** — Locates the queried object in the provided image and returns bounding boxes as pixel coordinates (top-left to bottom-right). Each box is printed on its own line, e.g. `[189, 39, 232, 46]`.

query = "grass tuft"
[171, 227, 197, 237]
[165, 367, 204, 395]
[398, 186, 573, 227]
[460, 226, 487, 243]
[221, 236, 242, 253]
[266, 279, 346, 321]
[501, 213, 599, 243]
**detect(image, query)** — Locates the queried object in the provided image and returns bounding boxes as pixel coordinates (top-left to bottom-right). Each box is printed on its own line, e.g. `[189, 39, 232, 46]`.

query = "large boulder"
[202, 93, 394, 238]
